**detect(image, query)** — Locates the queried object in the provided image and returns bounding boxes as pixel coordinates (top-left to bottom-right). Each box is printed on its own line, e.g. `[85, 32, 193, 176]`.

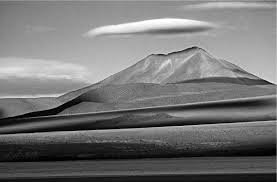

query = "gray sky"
[0, 1, 276, 97]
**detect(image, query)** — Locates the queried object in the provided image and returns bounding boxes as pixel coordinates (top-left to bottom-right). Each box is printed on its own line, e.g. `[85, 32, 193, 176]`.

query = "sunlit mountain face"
[98, 46, 264, 85]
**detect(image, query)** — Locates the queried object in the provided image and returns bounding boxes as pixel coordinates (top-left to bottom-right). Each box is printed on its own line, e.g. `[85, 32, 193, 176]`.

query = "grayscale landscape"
[0, 1, 276, 181]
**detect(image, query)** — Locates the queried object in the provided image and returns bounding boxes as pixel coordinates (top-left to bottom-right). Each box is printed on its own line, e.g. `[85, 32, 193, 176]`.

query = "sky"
[0, 1, 276, 97]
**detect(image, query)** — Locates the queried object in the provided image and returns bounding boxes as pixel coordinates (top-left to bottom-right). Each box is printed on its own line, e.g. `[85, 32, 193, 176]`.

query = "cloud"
[182, 2, 276, 10]
[84, 18, 217, 37]
[0, 57, 92, 83]
[0, 57, 93, 97]
[25, 25, 56, 33]
[0, 93, 62, 99]
[0, 77, 89, 98]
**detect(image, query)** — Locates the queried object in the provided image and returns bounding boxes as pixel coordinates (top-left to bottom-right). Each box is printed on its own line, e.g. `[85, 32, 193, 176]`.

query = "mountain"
[57, 46, 270, 103]
[0, 46, 274, 121]
[99, 46, 262, 85]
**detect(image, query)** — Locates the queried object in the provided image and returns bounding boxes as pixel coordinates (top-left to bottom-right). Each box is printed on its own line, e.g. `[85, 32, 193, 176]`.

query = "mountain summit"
[99, 46, 262, 85]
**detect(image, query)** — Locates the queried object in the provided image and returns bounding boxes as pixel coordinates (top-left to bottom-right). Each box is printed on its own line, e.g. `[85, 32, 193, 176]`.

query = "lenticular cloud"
[183, 2, 276, 10]
[84, 18, 217, 37]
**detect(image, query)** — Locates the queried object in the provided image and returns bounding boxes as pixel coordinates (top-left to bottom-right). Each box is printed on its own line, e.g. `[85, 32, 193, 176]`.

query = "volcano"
[0, 46, 275, 130]
[99, 46, 262, 85]
[57, 46, 271, 103]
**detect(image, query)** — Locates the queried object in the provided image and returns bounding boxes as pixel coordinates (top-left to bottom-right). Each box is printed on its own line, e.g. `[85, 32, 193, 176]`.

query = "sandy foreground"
[0, 120, 275, 161]
[0, 156, 275, 181]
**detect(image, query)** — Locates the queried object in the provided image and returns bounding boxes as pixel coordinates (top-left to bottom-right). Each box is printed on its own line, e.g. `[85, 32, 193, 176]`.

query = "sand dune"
[0, 95, 275, 134]
[0, 120, 275, 161]
[0, 82, 275, 119]
[0, 97, 62, 119]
